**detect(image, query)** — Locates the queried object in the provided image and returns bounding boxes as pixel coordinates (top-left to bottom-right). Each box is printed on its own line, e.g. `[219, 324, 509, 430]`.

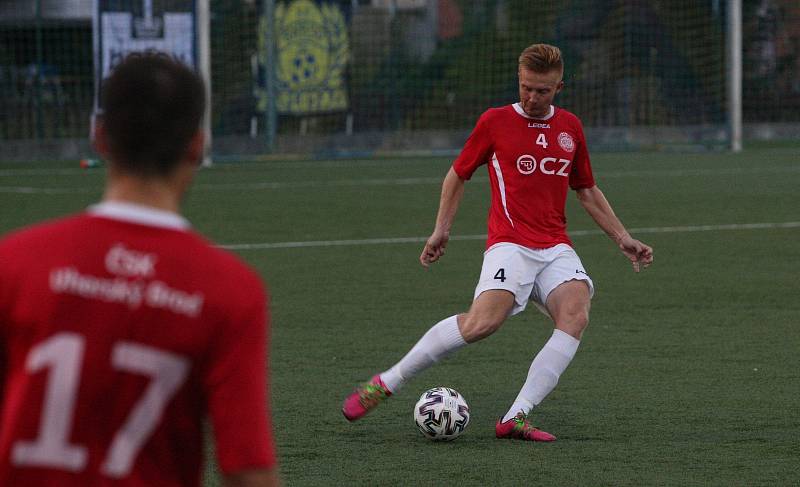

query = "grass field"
[1, 147, 799, 486]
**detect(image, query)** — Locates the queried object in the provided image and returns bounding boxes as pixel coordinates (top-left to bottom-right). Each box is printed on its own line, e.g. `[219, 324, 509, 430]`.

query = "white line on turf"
[194, 176, 446, 190]
[0, 177, 445, 193]
[218, 221, 800, 250]
[0, 178, 448, 193]
[0, 158, 445, 176]
[0, 186, 91, 194]
[2, 165, 800, 192]
[5, 164, 800, 194]
[0, 169, 94, 177]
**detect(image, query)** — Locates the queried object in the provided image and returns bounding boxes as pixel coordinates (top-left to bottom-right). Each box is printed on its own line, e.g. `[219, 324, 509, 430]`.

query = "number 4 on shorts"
[494, 268, 506, 282]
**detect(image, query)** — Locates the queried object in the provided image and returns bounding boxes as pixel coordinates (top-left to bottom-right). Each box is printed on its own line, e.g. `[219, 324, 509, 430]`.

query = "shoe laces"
[358, 381, 389, 408]
[511, 412, 540, 436]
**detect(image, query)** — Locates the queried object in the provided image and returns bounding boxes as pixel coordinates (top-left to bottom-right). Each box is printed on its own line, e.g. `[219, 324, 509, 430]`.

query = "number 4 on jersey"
[535, 133, 548, 148]
[494, 268, 507, 282]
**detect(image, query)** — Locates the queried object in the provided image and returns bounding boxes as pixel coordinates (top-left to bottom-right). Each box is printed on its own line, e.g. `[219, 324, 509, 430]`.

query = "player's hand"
[618, 235, 653, 273]
[420, 230, 450, 268]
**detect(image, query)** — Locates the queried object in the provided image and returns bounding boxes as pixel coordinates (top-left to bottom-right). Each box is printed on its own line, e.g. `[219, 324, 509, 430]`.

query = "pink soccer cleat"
[342, 375, 392, 421]
[495, 412, 557, 442]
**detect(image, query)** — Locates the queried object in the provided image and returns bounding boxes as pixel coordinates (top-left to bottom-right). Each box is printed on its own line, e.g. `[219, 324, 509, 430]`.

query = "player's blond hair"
[518, 43, 563, 75]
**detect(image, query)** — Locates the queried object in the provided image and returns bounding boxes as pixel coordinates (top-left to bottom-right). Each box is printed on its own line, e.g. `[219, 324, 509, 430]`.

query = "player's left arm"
[575, 185, 653, 272]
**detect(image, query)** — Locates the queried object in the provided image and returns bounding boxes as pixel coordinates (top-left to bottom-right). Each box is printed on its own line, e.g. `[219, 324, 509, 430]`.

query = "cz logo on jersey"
[516, 155, 571, 177]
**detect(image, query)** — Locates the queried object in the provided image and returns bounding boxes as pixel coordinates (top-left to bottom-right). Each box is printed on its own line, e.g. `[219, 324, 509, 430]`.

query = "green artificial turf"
[2, 146, 798, 486]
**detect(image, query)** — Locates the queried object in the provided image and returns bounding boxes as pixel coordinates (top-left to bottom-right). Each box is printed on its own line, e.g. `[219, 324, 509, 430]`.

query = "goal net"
[2, 0, 799, 160]
[232, 0, 733, 155]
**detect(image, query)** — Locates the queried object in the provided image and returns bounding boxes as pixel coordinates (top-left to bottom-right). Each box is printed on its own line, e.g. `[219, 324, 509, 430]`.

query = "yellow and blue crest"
[258, 0, 349, 115]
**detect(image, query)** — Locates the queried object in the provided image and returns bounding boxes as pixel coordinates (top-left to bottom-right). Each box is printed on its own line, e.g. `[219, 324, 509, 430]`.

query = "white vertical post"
[197, 0, 213, 165]
[143, 0, 153, 26]
[91, 0, 100, 143]
[727, 0, 742, 152]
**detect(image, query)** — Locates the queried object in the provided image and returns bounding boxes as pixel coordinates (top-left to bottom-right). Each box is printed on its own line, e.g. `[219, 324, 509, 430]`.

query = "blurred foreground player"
[343, 44, 653, 440]
[0, 53, 278, 486]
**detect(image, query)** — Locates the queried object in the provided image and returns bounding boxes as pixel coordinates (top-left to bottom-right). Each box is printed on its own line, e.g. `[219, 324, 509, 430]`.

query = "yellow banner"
[258, 0, 349, 115]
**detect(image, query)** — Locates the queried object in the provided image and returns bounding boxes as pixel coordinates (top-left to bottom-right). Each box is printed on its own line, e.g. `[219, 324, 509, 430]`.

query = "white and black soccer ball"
[413, 387, 470, 441]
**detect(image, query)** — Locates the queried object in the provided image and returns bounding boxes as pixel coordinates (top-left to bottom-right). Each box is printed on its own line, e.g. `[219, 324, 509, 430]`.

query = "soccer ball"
[413, 387, 470, 441]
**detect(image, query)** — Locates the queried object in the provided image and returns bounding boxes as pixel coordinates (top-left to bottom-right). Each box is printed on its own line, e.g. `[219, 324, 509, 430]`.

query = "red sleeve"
[452, 111, 494, 180]
[205, 276, 276, 473]
[0, 239, 12, 400]
[569, 117, 596, 190]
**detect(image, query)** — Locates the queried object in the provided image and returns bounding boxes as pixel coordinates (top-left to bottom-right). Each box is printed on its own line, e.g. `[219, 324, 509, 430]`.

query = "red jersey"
[0, 202, 276, 486]
[453, 103, 596, 249]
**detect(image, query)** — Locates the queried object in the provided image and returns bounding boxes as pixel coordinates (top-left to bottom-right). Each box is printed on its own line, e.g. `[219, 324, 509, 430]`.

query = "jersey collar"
[88, 201, 191, 230]
[512, 103, 555, 121]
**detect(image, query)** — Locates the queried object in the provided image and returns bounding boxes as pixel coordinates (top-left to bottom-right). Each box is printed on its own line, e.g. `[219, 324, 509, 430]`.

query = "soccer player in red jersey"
[0, 54, 278, 486]
[343, 44, 653, 441]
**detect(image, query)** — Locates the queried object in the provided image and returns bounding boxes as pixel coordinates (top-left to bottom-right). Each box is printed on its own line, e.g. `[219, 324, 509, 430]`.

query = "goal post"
[91, 0, 212, 164]
[727, 0, 743, 153]
[196, 0, 212, 165]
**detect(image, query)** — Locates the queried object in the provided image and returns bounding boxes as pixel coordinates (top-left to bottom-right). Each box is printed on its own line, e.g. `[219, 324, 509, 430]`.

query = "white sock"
[501, 329, 580, 422]
[380, 315, 467, 393]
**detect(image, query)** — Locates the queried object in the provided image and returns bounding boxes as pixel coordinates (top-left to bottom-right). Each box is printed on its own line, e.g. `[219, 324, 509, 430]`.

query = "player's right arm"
[420, 167, 466, 268]
[420, 110, 493, 268]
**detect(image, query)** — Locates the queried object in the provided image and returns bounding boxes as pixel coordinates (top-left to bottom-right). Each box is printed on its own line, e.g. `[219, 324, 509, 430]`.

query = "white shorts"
[473, 242, 595, 317]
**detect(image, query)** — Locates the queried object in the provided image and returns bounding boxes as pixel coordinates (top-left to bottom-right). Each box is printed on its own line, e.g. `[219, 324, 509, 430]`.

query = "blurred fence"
[1, 0, 798, 161]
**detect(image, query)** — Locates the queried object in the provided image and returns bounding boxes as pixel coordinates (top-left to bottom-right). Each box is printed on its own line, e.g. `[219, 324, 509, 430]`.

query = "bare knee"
[457, 312, 505, 343]
[556, 306, 589, 339]
[546, 280, 591, 339]
[457, 290, 515, 343]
